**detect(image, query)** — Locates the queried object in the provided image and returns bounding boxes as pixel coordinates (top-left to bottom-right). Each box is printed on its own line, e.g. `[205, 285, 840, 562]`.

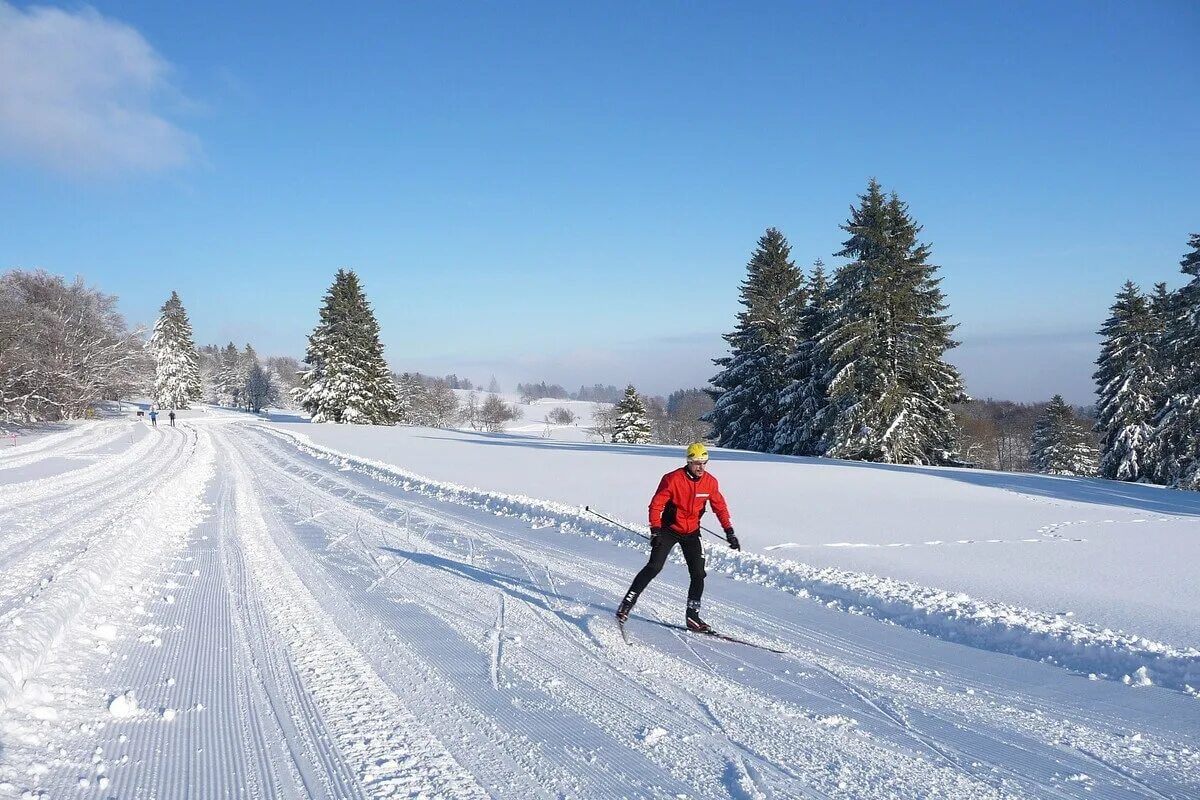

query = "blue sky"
[1, 1, 1197, 404]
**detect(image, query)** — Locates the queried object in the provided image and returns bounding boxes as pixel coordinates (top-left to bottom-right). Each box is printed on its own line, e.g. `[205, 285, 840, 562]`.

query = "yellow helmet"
[686, 442, 709, 463]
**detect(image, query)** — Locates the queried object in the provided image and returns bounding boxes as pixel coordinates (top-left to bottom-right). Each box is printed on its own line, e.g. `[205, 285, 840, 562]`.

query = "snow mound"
[107, 691, 138, 718]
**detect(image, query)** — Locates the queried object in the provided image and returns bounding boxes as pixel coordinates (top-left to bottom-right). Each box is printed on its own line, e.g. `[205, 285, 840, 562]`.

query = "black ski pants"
[626, 530, 706, 606]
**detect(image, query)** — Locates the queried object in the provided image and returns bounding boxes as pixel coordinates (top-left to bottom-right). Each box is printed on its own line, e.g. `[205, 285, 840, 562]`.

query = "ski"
[648, 619, 786, 654]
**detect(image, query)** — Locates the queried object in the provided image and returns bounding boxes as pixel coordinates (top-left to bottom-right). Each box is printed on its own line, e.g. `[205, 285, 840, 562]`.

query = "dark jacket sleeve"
[648, 473, 672, 528]
[708, 476, 732, 529]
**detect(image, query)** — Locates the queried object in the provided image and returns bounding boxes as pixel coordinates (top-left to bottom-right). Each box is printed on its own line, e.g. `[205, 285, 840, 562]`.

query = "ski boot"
[616, 591, 638, 623]
[685, 601, 711, 633]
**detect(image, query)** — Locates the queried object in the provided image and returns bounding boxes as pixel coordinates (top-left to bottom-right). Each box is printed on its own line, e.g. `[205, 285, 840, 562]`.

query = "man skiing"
[616, 442, 740, 633]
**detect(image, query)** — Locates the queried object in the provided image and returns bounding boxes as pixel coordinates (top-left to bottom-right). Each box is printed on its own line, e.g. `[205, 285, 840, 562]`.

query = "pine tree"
[774, 260, 834, 455]
[820, 180, 966, 465]
[611, 385, 653, 444]
[1152, 234, 1200, 489]
[1093, 282, 1161, 481]
[393, 372, 430, 425]
[707, 228, 806, 452]
[294, 269, 399, 424]
[215, 343, 241, 407]
[1030, 395, 1098, 476]
[149, 291, 201, 410]
[239, 343, 258, 410]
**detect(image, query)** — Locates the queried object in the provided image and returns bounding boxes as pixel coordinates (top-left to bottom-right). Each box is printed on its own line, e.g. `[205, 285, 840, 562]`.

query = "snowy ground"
[1, 410, 1198, 799]
[270, 416, 1200, 649]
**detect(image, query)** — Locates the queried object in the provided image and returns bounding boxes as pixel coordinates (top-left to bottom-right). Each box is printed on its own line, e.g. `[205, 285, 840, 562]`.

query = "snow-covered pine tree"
[707, 228, 805, 452]
[293, 269, 399, 424]
[198, 344, 220, 404]
[1093, 282, 1162, 481]
[239, 343, 258, 410]
[1030, 395, 1098, 476]
[1142, 283, 1180, 482]
[774, 260, 835, 455]
[149, 291, 201, 410]
[1152, 234, 1200, 489]
[820, 180, 967, 465]
[611, 385, 653, 444]
[216, 343, 241, 407]
[393, 373, 430, 425]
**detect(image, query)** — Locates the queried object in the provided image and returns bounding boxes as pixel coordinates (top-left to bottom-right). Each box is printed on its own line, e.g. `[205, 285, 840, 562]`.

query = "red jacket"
[648, 467, 732, 535]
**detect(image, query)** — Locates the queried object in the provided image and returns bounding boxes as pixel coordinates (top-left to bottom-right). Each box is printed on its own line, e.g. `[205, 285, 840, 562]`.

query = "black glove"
[724, 527, 740, 551]
[650, 527, 664, 537]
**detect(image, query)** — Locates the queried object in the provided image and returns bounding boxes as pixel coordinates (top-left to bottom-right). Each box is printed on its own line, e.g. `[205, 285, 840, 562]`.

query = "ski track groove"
[219, 429, 487, 800]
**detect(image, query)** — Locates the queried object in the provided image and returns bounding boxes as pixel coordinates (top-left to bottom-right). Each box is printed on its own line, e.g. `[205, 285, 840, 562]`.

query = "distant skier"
[148, 409, 158, 427]
[168, 410, 176, 427]
[616, 442, 739, 632]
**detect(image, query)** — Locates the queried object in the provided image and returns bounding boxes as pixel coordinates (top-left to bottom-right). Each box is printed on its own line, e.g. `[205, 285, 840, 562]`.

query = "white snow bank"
[258, 425, 1200, 693]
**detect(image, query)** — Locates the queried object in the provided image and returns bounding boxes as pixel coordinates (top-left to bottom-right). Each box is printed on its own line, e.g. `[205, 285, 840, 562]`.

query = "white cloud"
[0, 1, 197, 175]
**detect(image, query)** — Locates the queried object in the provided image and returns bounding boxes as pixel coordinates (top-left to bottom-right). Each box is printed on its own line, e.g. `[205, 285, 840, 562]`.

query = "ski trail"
[230, 426, 1023, 799]
[239, 423, 1200, 800]
[217, 428, 488, 799]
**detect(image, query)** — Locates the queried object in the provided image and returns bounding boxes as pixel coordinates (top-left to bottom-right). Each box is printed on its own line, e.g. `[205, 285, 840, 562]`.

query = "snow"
[107, 692, 138, 718]
[0, 410, 1198, 798]
[271, 418, 1200, 648]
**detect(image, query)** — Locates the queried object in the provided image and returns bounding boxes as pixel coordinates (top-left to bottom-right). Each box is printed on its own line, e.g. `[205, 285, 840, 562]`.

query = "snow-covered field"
[1, 410, 1198, 799]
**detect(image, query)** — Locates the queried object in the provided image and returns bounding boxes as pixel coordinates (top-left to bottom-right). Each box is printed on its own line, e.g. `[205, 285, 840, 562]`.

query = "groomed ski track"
[0, 415, 1197, 799]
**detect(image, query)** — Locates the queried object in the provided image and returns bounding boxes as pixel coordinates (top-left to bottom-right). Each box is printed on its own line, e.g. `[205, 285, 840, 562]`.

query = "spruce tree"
[294, 269, 400, 424]
[707, 228, 806, 452]
[1093, 282, 1161, 481]
[820, 180, 966, 465]
[216, 342, 241, 407]
[393, 373, 430, 425]
[150, 291, 201, 410]
[611, 385, 653, 444]
[239, 343, 258, 410]
[1030, 395, 1098, 476]
[774, 260, 834, 455]
[1152, 234, 1200, 489]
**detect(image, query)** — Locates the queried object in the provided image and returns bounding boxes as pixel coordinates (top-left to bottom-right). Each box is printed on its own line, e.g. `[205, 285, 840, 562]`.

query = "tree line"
[706, 179, 966, 465]
[1091, 235, 1200, 489]
[5, 220, 1196, 493]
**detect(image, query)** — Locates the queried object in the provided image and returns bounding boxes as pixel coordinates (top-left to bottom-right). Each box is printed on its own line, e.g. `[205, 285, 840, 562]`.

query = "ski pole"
[699, 524, 732, 542]
[585, 506, 725, 543]
[583, 506, 651, 540]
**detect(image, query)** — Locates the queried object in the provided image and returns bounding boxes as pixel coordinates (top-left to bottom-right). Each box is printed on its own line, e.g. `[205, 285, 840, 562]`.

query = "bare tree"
[589, 404, 617, 442]
[546, 406, 577, 425]
[424, 380, 460, 427]
[460, 391, 482, 431]
[244, 363, 280, 412]
[480, 394, 521, 432]
[1, 270, 146, 424]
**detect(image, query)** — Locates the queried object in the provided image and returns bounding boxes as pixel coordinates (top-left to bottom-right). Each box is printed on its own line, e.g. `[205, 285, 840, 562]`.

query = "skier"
[168, 410, 176, 427]
[148, 409, 158, 427]
[616, 442, 740, 632]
